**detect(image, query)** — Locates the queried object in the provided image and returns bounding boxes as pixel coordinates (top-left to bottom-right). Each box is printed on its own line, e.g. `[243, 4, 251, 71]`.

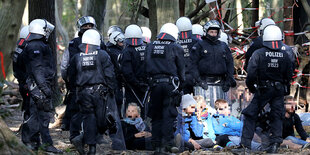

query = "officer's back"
[146, 29, 185, 80]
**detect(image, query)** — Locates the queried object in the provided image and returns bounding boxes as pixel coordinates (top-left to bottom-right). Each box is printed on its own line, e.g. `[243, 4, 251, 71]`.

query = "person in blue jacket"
[175, 94, 215, 151]
[205, 99, 262, 151]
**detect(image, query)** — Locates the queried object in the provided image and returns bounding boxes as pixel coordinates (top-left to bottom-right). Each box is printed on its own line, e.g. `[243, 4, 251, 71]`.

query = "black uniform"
[177, 30, 199, 94]
[22, 33, 56, 146]
[192, 37, 235, 92]
[244, 36, 263, 71]
[106, 42, 124, 116]
[62, 34, 106, 139]
[146, 32, 185, 149]
[13, 38, 29, 112]
[121, 38, 147, 117]
[68, 44, 116, 145]
[245, 36, 295, 71]
[241, 40, 292, 149]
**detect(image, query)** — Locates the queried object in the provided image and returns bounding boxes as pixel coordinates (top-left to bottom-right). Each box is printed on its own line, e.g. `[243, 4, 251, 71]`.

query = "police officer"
[192, 20, 235, 107]
[192, 24, 204, 40]
[68, 29, 123, 154]
[141, 26, 152, 44]
[244, 18, 275, 70]
[23, 19, 62, 153]
[61, 16, 103, 143]
[13, 26, 33, 147]
[146, 23, 185, 154]
[106, 29, 125, 117]
[176, 17, 199, 94]
[121, 24, 148, 118]
[13, 26, 30, 117]
[241, 25, 293, 153]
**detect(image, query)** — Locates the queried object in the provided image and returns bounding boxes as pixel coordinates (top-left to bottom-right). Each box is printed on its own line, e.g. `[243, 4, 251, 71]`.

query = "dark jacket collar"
[78, 44, 100, 53]
[156, 33, 176, 42]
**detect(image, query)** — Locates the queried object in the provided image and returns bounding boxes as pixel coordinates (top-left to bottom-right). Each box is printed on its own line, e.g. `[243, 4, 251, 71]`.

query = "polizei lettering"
[265, 51, 283, 58]
[178, 39, 192, 44]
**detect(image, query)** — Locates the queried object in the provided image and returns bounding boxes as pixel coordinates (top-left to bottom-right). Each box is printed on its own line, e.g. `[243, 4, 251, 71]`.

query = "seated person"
[282, 96, 310, 149]
[121, 103, 152, 150]
[206, 99, 262, 150]
[175, 94, 215, 150]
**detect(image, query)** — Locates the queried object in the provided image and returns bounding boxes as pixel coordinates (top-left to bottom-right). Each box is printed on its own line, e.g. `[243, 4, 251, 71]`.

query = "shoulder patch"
[33, 50, 40, 54]
[281, 46, 286, 51]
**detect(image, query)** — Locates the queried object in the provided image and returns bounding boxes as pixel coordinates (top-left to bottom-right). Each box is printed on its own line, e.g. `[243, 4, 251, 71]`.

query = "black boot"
[71, 134, 85, 155]
[267, 143, 280, 153]
[88, 144, 96, 155]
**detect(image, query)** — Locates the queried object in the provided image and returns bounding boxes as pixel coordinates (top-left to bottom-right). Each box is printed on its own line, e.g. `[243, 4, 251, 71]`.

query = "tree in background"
[29, 0, 61, 107]
[0, 0, 34, 154]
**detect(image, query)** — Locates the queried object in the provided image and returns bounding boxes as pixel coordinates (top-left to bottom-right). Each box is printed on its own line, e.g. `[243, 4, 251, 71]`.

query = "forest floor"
[3, 106, 310, 155]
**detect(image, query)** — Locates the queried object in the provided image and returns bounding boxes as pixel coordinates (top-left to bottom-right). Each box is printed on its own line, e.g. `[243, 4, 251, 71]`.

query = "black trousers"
[19, 82, 30, 112]
[21, 98, 53, 145]
[64, 91, 83, 141]
[77, 88, 126, 149]
[148, 83, 178, 148]
[241, 86, 284, 148]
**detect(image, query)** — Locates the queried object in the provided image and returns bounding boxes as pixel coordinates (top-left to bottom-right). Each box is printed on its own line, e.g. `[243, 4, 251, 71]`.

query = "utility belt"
[258, 80, 283, 89]
[149, 75, 180, 92]
[150, 74, 174, 84]
[201, 75, 224, 83]
[78, 84, 107, 94]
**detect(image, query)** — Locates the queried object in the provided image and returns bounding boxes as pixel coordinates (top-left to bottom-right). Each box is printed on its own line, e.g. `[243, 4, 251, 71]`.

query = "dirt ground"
[3, 107, 310, 155]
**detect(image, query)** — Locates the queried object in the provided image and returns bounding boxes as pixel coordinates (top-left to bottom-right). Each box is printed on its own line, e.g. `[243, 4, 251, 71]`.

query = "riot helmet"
[176, 17, 192, 32]
[192, 24, 204, 36]
[258, 18, 275, 36]
[141, 26, 152, 43]
[19, 26, 29, 39]
[107, 25, 123, 37]
[263, 25, 282, 42]
[29, 19, 55, 40]
[109, 31, 125, 45]
[203, 20, 221, 40]
[82, 29, 101, 46]
[159, 23, 179, 40]
[218, 30, 229, 45]
[262, 25, 283, 49]
[76, 16, 96, 31]
[124, 24, 143, 39]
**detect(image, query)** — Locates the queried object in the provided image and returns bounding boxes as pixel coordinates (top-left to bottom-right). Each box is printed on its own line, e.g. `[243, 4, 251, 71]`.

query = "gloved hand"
[40, 86, 52, 98]
[198, 81, 208, 90]
[42, 97, 53, 112]
[230, 78, 237, 88]
[222, 85, 230, 92]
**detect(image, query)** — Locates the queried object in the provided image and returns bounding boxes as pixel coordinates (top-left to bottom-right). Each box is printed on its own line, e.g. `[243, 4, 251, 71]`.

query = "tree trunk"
[83, 0, 107, 33]
[252, 0, 259, 36]
[55, 0, 69, 48]
[283, 0, 294, 45]
[179, 0, 185, 17]
[147, 0, 158, 41]
[29, 0, 61, 107]
[0, 118, 34, 154]
[0, 0, 26, 82]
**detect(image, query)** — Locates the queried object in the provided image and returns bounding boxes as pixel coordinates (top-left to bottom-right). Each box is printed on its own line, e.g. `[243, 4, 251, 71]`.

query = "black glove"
[40, 86, 52, 98]
[222, 85, 230, 92]
[198, 81, 208, 90]
[230, 77, 237, 88]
